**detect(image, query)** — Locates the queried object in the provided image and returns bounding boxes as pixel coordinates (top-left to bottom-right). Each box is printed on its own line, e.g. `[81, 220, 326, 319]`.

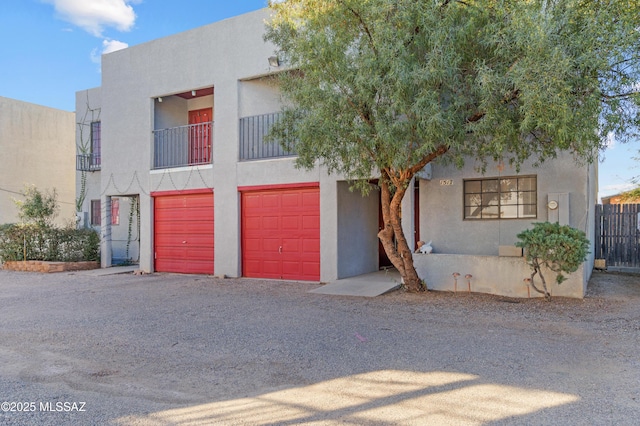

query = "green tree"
[618, 162, 640, 202]
[618, 187, 640, 203]
[516, 222, 590, 300]
[14, 186, 59, 228]
[265, 0, 640, 292]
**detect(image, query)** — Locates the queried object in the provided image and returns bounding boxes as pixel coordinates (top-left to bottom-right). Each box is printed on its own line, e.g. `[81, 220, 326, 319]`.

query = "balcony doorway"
[188, 108, 212, 165]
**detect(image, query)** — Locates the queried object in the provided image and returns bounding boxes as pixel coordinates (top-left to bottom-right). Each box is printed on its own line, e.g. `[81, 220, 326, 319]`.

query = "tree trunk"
[377, 174, 424, 292]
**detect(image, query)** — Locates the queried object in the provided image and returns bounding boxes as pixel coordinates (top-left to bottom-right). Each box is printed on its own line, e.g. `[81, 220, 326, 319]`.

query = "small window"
[464, 176, 537, 220]
[111, 198, 120, 226]
[90, 200, 101, 226]
[91, 121, 101, 167]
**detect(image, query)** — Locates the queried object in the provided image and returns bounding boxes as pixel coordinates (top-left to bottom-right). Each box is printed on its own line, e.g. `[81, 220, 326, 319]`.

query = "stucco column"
[212, 81, 241, 278]
[139, 193, 153, 272]
[100, 195, 112, 268]
[320, 171, 339, 282]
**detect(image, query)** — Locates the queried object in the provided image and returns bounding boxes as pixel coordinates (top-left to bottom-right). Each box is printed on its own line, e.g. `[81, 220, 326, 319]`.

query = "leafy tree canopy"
[14, 186, 59, 227]
[265, 0, 640, 291]
[266, 0, 639, 179]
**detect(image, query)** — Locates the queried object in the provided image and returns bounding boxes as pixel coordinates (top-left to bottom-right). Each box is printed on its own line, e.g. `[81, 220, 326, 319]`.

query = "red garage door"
[242, 185, 320, 281]
[153, 190, 214, 274]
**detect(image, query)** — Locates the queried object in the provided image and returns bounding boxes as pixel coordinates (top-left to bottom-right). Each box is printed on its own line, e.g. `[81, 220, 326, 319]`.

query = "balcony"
[153, 121, 213, 169]
[239, 112, 296, 161]
[76, 153, 101, 171]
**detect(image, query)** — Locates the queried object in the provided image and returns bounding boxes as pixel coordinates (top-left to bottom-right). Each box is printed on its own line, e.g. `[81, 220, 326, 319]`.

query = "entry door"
[188, 108, 212, 165]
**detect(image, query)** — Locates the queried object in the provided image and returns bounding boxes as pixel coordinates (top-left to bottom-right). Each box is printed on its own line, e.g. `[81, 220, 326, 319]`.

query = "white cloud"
[44, 0, 140, 37]
[102, 39, 128, 54]
[91, 39, 129, 67]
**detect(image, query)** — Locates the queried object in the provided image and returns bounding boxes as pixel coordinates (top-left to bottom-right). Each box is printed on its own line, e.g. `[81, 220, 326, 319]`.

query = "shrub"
[0, 186, 100, 264]
[0, 224, 100, 263]
[14, 186, 58, 227]
[516, 222, 590, 300]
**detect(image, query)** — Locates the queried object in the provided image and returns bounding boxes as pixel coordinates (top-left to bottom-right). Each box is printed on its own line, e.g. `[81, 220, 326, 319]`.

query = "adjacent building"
[0, 96, 75, 226]
[76, 8, 597, 297]
[601, 191, 639, 204]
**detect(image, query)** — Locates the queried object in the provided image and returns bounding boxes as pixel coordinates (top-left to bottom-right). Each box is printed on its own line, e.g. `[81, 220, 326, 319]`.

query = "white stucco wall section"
[78, 7, 597, 298]
[337, 181, 379, 279]
[413, 253, 586, 298]
[75, 88, 102, 228]
[95, 9, 279, 273]
[411, 154, 597, 298]
[420, 154, 594, 256]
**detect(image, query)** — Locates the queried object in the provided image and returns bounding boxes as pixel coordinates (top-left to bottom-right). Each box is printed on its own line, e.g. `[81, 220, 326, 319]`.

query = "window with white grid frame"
[464, 176, 537, 220]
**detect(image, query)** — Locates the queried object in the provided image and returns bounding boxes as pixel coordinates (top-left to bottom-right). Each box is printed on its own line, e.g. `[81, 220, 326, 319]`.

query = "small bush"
[516, 222, 590, 300]
[0, 186, 100, 264]
[0, 224, 100, 263]
[14, 186, 58, 227]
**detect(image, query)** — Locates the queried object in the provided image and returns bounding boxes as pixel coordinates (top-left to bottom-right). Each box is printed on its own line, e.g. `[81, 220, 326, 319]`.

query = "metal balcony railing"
[153, 121, 213, 169]
[76, 153, 101, 171]
[239, 112, 296, 161]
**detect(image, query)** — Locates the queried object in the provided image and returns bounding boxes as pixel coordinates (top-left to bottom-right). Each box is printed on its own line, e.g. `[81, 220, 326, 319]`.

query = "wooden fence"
[594, 204, 640, 268]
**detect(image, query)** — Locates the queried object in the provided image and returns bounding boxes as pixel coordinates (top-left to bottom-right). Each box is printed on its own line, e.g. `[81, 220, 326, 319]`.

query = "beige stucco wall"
[0, 97, 75, 226]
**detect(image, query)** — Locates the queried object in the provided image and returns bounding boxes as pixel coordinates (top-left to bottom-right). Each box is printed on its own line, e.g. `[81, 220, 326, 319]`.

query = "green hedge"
[0, 224, 99, 262]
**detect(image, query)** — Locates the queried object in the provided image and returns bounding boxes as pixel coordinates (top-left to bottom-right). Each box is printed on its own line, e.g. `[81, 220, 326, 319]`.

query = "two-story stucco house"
[76, 9, 597, 298]
[1, 96, 75, 226]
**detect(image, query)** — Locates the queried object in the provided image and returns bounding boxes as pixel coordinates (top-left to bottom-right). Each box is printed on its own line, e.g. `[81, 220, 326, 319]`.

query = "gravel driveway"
[0, 269, 638, 425]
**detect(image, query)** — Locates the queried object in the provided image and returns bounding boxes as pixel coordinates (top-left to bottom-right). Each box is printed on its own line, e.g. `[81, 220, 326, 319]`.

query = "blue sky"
[0, 0, 637, 199]
[0, 0, 269, 111]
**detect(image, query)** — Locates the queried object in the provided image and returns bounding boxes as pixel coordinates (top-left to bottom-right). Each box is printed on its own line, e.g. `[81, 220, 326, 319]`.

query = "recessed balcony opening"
[153, 87, 214, 169]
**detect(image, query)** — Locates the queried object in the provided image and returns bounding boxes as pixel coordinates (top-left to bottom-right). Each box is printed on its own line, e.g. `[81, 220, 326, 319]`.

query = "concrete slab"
[72, 265, 139, 276]
[310, 269, 402, 297]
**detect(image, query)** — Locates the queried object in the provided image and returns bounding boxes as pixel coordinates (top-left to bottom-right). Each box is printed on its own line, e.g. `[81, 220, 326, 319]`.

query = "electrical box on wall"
[547, 193, 569, 225]
[75, 212, 89, 229]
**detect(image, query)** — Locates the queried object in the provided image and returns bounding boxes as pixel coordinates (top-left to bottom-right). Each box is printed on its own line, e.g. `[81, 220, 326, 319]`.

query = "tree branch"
[601, 91, 640, 100]
[408, 145, 449, 175]
[465, 89, 520, 124]
[345, 6, 377, 57]
[465, 111, 485, 123]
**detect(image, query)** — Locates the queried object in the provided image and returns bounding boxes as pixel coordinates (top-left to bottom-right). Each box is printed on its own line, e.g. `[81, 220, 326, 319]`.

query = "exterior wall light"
[268, 56, 280, 67]
[191, 90, 196, 97]
[158, 97, 163, 103]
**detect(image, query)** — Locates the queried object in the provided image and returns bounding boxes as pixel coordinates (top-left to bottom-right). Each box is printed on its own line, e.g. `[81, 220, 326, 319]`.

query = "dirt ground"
[0, 269, 638, 425]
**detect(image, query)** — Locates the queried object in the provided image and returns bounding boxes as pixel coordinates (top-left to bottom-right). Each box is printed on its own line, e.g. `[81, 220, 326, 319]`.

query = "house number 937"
[439, 179, 453, 186]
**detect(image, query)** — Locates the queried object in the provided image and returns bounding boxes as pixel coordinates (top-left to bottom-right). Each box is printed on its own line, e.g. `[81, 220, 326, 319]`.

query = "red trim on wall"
[238, 182, 320, 192]
[151, 188, 213, 197]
